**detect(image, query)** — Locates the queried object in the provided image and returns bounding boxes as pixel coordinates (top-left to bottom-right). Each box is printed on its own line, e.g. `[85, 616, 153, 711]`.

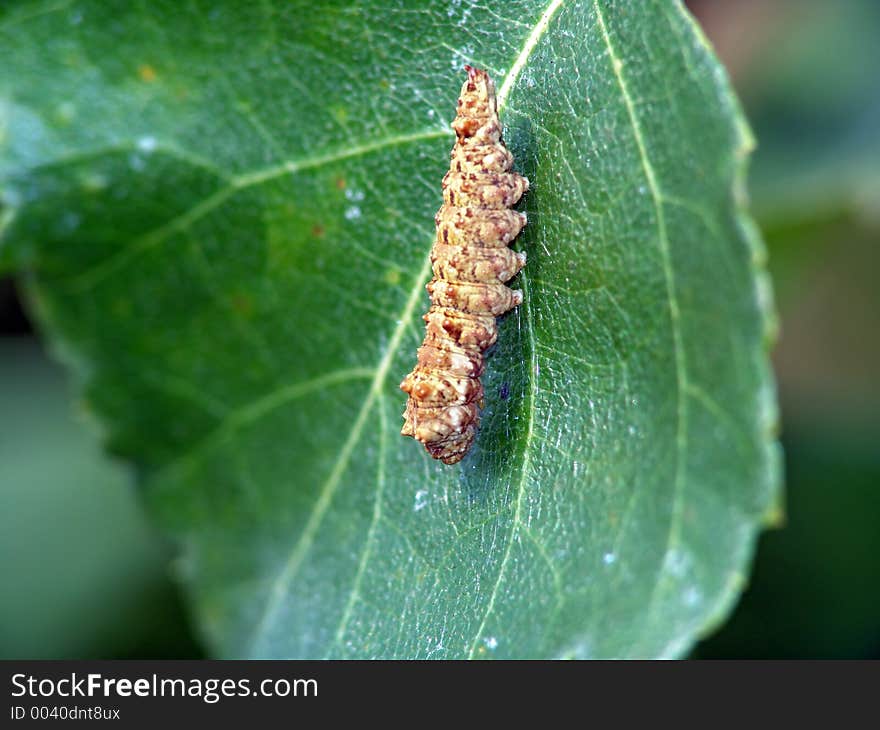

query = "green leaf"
[0, 0, 780, 658]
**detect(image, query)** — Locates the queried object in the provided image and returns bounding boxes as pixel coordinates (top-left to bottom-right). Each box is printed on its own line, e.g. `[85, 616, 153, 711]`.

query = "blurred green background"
[1, 0, 877, 658]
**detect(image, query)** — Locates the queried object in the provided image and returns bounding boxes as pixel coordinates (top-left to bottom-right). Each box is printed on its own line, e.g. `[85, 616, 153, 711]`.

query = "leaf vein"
[64, 128, 450, 292]
[593, 1, 691, 637]
[465, 0, 565, 660]
[327, 394, 390, 657]
[247, 253, 435, 657]
[158, 367, 376, 481]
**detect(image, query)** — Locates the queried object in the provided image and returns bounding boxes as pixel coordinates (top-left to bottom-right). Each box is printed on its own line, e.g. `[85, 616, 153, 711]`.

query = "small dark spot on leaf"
[499, 382, 510, 400]
[312, 224, 325, 238]
[335, 178, 346, 190]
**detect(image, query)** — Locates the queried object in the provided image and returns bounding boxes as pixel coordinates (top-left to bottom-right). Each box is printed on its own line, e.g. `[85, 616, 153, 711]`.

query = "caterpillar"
[400, 65, 528, 464]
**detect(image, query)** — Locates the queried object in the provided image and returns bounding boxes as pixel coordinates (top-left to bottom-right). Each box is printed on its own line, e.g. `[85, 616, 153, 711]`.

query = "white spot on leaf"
[137, 135, 157, 152]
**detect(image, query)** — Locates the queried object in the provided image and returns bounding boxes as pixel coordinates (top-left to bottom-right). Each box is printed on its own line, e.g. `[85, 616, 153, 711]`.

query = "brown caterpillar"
[400, 66, 528, 464]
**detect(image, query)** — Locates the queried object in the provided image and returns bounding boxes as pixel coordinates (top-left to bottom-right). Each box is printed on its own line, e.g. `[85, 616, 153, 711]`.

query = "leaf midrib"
[464, 0, 566, 660]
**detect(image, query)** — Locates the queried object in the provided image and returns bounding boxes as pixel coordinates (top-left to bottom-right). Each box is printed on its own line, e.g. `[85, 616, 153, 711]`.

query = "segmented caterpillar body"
[400, 66, 528, 464]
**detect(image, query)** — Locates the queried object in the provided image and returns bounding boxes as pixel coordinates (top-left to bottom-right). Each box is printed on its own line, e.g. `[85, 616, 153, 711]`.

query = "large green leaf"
[0, 0, 780, 658]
